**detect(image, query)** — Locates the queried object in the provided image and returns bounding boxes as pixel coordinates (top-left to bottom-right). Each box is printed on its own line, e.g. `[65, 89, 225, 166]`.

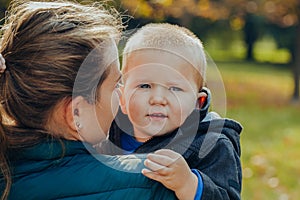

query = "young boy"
[101, 23, 242, 200]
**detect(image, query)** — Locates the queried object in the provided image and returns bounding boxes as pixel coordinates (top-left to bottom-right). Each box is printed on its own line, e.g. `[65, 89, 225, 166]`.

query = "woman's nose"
[149, 86, 167, 105]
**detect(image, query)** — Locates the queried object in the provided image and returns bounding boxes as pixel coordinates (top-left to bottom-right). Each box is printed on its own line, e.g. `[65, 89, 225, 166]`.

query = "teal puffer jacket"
[4, 140, 176, 199]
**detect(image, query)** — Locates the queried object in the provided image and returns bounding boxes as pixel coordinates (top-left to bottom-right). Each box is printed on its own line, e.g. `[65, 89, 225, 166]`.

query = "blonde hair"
[0, 1, 123, 199]
[122, 23, 207, 84]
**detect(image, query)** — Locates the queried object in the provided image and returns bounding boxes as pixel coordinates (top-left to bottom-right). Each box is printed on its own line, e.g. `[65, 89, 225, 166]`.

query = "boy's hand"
[142, 149, 198, 200]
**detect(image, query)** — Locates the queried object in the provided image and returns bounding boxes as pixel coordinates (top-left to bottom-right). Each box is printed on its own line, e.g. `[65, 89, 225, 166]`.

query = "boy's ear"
[197, 92, 207, 109]
[119, 86, 128, 115]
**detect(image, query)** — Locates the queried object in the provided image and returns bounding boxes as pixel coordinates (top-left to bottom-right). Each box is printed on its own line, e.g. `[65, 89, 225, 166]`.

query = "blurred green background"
[1, 0, 300, 199]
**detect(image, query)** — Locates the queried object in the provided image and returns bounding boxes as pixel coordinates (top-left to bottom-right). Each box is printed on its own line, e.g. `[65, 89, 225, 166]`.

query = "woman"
[0, 1, 177, 199]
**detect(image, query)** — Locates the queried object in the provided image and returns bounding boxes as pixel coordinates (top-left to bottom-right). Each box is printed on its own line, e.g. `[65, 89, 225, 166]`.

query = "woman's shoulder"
[8, 140, 176, 199]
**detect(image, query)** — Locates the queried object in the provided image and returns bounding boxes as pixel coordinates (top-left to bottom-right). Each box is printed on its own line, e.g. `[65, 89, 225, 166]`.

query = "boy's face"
[120, 49, 205, 142]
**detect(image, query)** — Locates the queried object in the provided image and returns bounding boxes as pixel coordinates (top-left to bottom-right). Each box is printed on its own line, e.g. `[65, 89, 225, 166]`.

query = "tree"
[260, 0, 300, 101]
[244, 13, 259, 61]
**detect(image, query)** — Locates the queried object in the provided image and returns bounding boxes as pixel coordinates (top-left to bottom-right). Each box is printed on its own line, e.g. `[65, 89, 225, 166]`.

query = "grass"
[214, 61, 300, 200]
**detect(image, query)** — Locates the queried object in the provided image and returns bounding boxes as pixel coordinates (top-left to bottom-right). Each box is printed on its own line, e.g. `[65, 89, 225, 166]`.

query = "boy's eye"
[138, 84, 151, 88]
[169, 86, 182, 91]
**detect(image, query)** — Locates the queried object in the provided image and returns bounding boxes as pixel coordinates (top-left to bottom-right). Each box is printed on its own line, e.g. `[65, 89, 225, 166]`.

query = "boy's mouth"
[147, 113, 168, 119]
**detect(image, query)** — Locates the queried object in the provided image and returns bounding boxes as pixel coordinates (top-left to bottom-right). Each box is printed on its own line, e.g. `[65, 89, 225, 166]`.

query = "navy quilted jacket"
[2, 140, 176, 199]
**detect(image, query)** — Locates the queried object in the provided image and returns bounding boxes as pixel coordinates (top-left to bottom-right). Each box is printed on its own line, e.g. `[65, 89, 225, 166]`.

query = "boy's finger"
[144, 159, 170, 175]
[142, 169, 162, 183]
[147, 153, 174, 166]
[141, 168, 152, 174]
[154, 149, 182, 159]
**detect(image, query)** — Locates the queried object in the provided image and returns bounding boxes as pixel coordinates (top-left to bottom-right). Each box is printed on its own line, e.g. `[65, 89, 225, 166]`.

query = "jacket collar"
[9, 139, 96, 162]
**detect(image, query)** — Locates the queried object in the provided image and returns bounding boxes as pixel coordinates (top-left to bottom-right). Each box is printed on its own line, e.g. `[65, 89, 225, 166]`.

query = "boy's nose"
[149, 87, 167, 105]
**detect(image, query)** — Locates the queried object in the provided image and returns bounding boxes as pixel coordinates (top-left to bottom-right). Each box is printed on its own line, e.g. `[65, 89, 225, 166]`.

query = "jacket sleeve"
[189, 134, 242, 200]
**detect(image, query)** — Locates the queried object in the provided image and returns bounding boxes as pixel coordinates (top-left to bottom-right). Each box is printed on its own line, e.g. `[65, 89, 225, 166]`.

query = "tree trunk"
[244, 13, 258, 61]
[292, 24, 300, 101]
[246, 42, 254, 61]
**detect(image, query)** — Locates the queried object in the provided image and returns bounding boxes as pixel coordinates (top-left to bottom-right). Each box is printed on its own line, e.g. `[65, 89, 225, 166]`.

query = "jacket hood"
[176, 109, 242, 157]
[200, 113, 242, 156]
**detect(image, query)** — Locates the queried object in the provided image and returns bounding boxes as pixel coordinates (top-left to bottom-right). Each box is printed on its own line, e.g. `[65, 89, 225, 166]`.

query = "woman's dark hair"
[0, 1, 123, 199]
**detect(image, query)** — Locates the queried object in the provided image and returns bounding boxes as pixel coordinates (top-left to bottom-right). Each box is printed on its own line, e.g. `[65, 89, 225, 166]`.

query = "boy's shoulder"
[179, 111, 242, 169]
[195, 111, 242, 152]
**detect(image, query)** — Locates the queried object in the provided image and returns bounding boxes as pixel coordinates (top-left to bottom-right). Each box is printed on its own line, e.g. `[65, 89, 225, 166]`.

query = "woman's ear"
[65, 96, 85, 133]
[197, 92, 207, 109]
[119, 86, 128, 115]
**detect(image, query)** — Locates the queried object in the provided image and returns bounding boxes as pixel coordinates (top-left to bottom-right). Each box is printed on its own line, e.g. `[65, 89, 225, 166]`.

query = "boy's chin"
[144, 128, 175, 137]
